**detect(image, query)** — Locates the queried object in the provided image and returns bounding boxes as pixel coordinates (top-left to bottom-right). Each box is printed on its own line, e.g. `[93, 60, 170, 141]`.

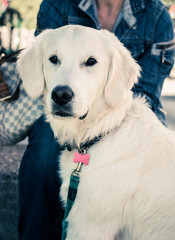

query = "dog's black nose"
[51, 86, 74, 105]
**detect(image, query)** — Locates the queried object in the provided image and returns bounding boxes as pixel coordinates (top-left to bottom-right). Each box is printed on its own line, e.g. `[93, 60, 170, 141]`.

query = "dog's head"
[17, 26, 140, 121]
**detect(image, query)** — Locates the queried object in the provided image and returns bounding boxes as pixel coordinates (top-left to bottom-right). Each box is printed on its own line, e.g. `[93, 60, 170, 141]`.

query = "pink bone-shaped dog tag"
[73, 152, 90, 165]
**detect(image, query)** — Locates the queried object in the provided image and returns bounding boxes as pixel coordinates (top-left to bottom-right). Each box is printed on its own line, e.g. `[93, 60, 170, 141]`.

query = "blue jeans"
[18, 116, 65, 240]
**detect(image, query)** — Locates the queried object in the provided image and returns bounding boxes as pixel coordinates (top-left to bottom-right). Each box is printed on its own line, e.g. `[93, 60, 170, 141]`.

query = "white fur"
[17, 25, 175, 240]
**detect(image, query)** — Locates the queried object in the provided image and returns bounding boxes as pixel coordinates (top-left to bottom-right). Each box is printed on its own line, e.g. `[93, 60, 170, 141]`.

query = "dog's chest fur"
[58, 117, 175, 240]
[59, 129, 146, 240]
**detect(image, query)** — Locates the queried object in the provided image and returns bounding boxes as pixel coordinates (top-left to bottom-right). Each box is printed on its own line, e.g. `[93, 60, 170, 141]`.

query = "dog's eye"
[49, 55, 60, 65]
[85, 57, 97, 67]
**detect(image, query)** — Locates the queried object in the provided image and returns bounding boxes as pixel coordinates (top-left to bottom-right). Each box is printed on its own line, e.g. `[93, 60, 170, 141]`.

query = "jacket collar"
[78, 0, 101, 29]
[76, 0, 145, 29]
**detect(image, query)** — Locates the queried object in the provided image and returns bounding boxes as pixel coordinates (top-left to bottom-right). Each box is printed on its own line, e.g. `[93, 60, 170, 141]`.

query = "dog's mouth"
[53, 110, 73, 118]
[79, 111, 88, 120]
[51, 103, 74, 118]
[52, 109, 88, 120]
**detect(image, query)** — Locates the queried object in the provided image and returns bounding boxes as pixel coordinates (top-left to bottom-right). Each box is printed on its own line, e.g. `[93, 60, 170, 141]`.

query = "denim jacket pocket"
[122, 38, 145, 59]
[129, 44, 145, 59]
[151, 40, 175, 75]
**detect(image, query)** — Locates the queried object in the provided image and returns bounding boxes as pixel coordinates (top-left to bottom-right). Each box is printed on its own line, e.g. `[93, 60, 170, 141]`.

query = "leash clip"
[71, 161, 83, 177]
[77, 144, 87, 155]
[71, 162, 83, 177]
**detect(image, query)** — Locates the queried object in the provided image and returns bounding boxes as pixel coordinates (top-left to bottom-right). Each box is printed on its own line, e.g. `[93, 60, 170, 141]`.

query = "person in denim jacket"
[18, 0, 174, 239]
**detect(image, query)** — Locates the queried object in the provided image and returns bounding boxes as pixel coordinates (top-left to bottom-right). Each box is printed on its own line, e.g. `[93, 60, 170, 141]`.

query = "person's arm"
[132, 8, 174, 124]
[35, 0, 65, 36]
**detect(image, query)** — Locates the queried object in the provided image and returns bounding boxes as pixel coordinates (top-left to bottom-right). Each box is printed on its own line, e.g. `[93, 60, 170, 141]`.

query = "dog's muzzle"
[51, 85, 88, 119]
[51, 86, 74, 117]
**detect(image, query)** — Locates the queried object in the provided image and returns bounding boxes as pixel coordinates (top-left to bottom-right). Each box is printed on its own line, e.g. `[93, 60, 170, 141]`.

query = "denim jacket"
[35, 0, 174, 124]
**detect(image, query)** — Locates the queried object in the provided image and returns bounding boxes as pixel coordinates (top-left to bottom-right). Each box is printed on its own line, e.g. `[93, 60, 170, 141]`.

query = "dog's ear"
[17, 30, 50, 98]
[101, 30, 140, 107]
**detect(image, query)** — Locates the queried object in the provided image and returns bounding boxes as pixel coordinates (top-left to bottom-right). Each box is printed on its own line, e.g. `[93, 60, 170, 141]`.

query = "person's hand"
[0, 69, 11, 100]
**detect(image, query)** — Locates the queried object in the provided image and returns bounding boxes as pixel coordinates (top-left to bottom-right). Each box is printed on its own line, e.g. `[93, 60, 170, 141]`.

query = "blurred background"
[0, 0, 41, 53]
[0, 1, 174, 240]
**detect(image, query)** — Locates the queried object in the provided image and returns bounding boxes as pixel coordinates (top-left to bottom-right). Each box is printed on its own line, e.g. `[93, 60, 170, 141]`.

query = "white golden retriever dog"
[17, 25, 175, 240]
